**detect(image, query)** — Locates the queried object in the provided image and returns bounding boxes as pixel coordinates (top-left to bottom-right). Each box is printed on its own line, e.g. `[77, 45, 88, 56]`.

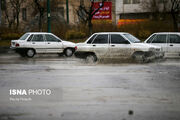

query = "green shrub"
[65, 30, 86, 40]
[138, 30, 151, 40]
[0, 33, 23, 40]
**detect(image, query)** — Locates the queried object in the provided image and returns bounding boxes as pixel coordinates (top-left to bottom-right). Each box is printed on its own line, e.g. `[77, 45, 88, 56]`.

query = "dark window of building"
[111, 34, 128, 44]
[56, 7, 64, 18]
[120, 13, 149, 19]
[152, 35, 167, 43]
[92, 34, 108, 44]
[1, 0, 6, 10]
[133, 0, 140, 4]
[22, 8, 27, 21]
[170, 34, 180, 44]
[158, 0, 167, 3]
[123, 0, 131, 4]
[94, 0, 111, 1]
[123, 0, 140, 4]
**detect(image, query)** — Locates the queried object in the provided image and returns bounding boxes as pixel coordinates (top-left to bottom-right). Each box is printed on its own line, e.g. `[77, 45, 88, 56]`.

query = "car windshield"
[124, 34, 140, 43]
[19, 34, 30, 40]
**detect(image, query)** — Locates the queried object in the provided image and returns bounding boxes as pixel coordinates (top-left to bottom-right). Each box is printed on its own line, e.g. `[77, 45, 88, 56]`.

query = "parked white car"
[144, 32, 180, 58]
[75, 32, 164, 62]
[11, 32, 76, 57]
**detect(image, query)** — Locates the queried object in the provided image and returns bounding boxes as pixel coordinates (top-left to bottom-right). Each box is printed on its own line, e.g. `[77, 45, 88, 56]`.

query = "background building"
[115, 0, 172, 24]
[0, 0, 179, 31]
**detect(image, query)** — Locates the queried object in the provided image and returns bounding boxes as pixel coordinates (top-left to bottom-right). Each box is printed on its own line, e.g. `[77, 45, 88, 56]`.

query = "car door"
[109, 34, 132, 59]
[45, 34, 63, 53]
[150, 34, 168, 52]
[29, 34, 46, 53]
[167, 34, 180, 57]
[91, 34, 109, 59]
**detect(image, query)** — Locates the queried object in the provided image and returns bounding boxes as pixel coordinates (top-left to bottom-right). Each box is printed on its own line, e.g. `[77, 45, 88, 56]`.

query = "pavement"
[0, 50, 180, 120]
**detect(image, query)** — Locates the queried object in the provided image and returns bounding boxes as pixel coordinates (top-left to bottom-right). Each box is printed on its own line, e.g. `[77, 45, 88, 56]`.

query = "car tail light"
[15, 43, 20, 47]
[75, 46, 77, 50]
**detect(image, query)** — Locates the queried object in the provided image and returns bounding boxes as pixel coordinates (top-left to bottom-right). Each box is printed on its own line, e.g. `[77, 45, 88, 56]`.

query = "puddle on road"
[0, 113, 27, 120]
[0, 53, 172, 67]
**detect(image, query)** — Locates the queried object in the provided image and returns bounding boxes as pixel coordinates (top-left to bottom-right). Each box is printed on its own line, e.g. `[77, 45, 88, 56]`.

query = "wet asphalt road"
[0, 52, 180, 120]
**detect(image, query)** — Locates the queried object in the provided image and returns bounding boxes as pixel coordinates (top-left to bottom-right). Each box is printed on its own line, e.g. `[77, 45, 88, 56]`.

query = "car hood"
[62, 41, 76, 47]
[132, 43, 161, 49]
[76, 42, 86, 46]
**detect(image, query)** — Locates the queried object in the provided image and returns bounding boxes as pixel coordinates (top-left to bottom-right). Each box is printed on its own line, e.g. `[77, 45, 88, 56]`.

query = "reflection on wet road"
[0, 53, 180, 120]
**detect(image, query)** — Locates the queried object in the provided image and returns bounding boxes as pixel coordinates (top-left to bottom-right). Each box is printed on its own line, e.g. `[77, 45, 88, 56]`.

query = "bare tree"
[140, 0, 168, 20]
[32, 0, 60, 31]
[9, 0, 25, 29]
[77, 0, 106, 34]
[33, 0, 45, 32]
[2, 0, 16, 28]
[170, 0, 180, 31]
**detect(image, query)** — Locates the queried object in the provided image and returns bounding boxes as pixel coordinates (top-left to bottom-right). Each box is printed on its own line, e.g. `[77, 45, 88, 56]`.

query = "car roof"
[153, 32, 180, 34]
[26, 32, 53, 35]
[94, 32, 129, 34]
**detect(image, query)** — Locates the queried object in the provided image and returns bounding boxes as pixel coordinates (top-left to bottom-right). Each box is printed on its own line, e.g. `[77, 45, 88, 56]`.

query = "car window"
[31, 35, 44, 42]
[152, 35, 167, 43]
[45, 34, 60, 42]
[92, 34, 108, 44]
[146, 34, 156, 43]
[123, 34, 140, 43]
[87, 34, 97, 44]
[27, 35, 33, 41]
[19, 34, 30, 40]
[170, 34, 180, 44]
[111, 34, 129, 44]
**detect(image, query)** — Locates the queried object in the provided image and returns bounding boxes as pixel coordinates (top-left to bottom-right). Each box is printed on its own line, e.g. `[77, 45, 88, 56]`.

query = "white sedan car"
[75, 32, 164, 62]
[11, 32, 76, 57]
[144, 32, 180, 58]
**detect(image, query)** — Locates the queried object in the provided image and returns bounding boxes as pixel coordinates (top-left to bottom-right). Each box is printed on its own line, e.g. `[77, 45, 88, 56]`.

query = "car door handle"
[48, 43, 50, 44]
[170, 44, 173, 46]
[111, 45, 115, 47]
[32, 42, 35, 44]
[93, 45, 96, 47]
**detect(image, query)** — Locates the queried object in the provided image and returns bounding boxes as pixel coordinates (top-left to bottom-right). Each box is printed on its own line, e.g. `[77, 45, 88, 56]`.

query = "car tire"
[26, 49, 35, 58]
[132, 52, 145, 63]
[64, 48, 74, 57]
[86, 54, 97, 63]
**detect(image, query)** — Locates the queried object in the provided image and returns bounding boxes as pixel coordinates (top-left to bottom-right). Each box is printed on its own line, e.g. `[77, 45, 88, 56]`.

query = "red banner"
[92, 2, 112, 20]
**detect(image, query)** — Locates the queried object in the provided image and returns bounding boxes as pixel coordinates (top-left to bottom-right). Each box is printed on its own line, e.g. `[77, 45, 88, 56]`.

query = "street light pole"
[47, 0, 51, 32]
[66, 0, 69, 24]
[0, 0, 2, 26]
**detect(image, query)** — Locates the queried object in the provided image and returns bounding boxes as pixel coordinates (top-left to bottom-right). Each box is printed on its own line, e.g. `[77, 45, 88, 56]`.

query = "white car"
[144, 32, 180, 58]
[75, 32, 164, 62]
[11, 32, 76, 57]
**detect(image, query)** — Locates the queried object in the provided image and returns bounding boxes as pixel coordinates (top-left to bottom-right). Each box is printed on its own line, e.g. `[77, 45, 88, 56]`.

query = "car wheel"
[86, 54, 97, 63]
[26, 49, 35, 58]
[132, 52, 145, 63]
[64, 48, 73, 57]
